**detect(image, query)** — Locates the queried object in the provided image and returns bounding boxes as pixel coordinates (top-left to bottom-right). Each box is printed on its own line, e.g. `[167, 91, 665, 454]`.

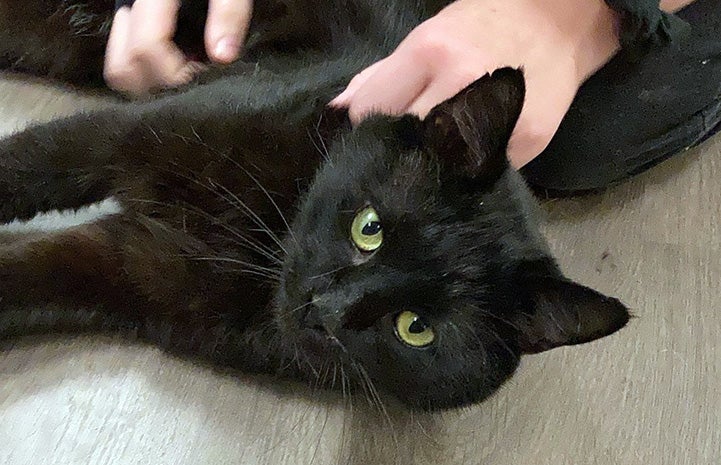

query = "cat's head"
[274, 68, 629, 411]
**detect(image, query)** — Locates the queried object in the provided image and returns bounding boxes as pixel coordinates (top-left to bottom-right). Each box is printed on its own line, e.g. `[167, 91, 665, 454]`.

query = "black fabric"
[115, 0, 135, 10]
[604, 0, 690, 60]
[522, 0, 721, 194]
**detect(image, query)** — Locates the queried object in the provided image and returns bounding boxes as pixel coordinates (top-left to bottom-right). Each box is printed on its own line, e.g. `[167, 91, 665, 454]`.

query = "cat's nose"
[301, 306, 326, 333]
[300, 295, 340, 334]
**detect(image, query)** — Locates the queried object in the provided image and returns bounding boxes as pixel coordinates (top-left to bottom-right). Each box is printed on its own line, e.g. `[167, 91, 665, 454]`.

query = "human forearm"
[661, 0, 696, 12]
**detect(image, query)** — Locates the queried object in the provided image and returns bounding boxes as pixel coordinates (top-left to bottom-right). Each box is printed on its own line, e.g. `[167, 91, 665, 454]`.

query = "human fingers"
[330, 59, 386, 107]
[128, 0, 194, 86]
[205, 0, 254, 63]
[105, 0, 200, 95]
[341, 52, 431, 125]
[104, 7, 144, 92]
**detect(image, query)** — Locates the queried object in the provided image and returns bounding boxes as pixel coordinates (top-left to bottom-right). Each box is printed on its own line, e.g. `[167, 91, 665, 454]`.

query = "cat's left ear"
[518, 275, 630, 354]
[422, 67, 525, 182]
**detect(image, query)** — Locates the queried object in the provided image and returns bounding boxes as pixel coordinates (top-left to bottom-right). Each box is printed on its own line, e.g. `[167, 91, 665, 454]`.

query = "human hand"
[331, 0, 621, 168]
[104, 0, 253, 96]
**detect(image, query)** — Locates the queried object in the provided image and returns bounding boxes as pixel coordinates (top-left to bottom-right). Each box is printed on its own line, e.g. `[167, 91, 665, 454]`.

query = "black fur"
[0, 0, 629, 411]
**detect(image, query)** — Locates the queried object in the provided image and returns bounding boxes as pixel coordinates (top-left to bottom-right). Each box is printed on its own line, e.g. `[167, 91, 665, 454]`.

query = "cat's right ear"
[422, 68, 525, 183]
[318, 105, 352, 140]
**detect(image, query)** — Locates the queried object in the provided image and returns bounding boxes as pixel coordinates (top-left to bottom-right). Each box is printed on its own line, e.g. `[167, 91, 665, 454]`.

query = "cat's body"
[0, 0, 629, 411]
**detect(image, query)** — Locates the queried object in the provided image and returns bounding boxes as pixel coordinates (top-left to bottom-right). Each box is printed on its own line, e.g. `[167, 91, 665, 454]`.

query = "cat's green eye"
[395, 311, 435, 347]
[351, 206, 383, 252]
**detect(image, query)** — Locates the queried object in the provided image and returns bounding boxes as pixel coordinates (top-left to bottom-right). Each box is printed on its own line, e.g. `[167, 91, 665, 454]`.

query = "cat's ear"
[318, 105, 352, 140]
[423, 67, 525, 182]
[518, 275, 630, 354]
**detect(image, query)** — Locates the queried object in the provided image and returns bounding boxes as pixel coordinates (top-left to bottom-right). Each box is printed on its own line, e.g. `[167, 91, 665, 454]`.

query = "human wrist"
[660, 0, 696, 12]
[538, 0, 622, 84]
[574, 3, 621, 83]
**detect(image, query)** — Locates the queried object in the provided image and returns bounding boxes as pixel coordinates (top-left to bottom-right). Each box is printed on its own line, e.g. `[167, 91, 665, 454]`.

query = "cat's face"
[274, 69, 629, 410]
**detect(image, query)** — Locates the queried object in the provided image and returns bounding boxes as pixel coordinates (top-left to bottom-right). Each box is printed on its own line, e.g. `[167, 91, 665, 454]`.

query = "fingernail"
[214, 37, 239, 63]
[330, 89, 351, 107]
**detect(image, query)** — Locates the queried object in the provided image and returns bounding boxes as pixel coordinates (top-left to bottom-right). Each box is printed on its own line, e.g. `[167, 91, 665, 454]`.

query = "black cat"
[0, 0, 629, 411]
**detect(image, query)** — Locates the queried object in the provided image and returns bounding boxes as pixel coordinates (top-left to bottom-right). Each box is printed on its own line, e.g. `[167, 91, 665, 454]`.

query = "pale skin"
[104, 0, 696, 167]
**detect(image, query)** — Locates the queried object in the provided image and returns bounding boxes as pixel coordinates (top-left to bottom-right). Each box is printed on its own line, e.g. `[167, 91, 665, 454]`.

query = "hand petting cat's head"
[275, 68, 629, 411]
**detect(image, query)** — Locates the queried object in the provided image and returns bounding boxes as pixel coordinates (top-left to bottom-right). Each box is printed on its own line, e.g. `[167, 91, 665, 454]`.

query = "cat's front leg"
[0, 210, 206, 340]
[0, 107, 138, 224]
[0, 209, 283, 375]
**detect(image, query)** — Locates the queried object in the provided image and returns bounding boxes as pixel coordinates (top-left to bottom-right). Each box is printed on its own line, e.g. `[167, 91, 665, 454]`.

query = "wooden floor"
[1, 76, 719, 465]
